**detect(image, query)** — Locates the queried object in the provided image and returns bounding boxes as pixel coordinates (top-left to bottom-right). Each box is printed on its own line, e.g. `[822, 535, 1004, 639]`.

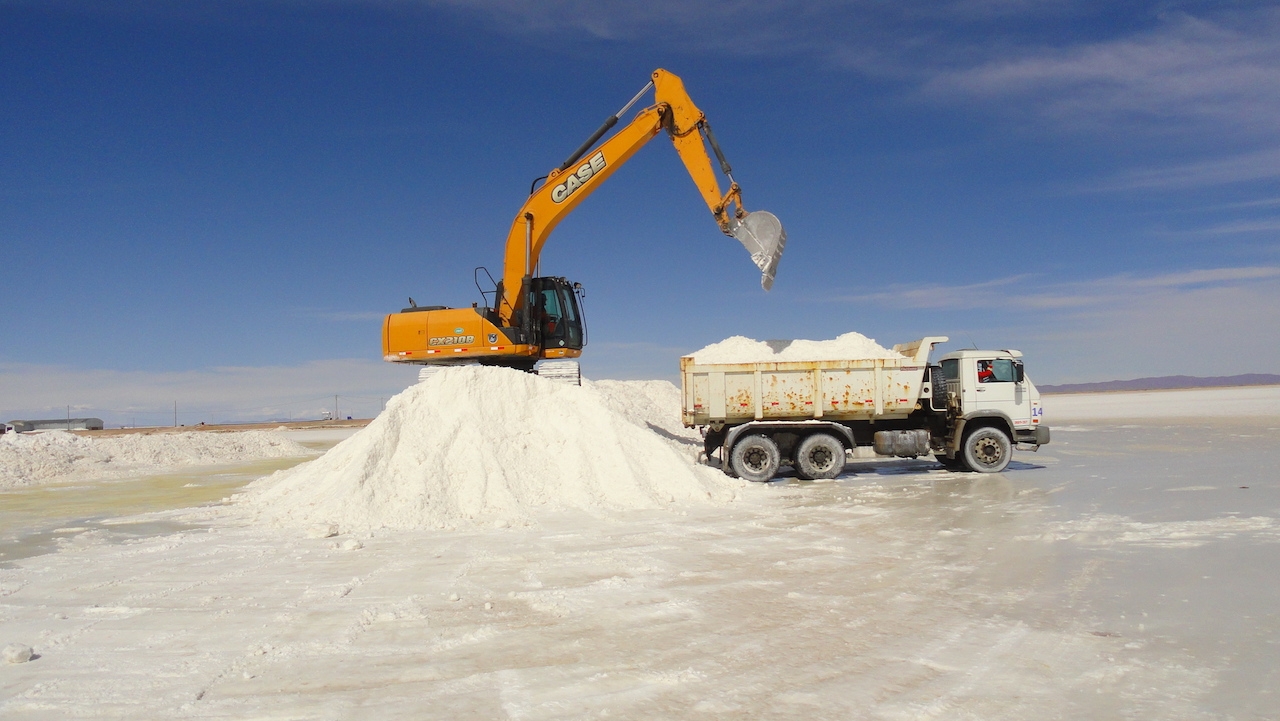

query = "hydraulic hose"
[557, 80, 655, 172]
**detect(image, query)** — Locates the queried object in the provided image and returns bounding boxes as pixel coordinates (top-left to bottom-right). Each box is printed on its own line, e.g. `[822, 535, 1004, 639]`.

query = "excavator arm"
[495, 68, 785, 326]
[381, 68, 785, 374]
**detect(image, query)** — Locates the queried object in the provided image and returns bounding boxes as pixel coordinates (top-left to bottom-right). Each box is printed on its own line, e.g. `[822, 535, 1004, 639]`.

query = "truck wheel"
[962, 427, 1011, 473]
[729, 435, 781, 482]
[795, 434, 845, 480]
[935, 453, 968, 471]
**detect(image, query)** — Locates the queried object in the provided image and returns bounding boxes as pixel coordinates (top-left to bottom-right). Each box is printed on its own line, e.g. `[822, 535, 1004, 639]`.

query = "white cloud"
[924, 12, 1280, 138]
[1100, 147, 1280, 191]
[1024, 280, 1280, 382]
[832, 275, 1040, 309]
[826, 266, 1280, 382]
[1217, 196, 1280, 210]
[419, 0, 780, 42]
[913, 9, 1280, 194]
[1197, 219, 1280, 235]
[833, 266, 1280, 312]
[418, 2, 1280, 193]
[1128, 266, 1280, 286]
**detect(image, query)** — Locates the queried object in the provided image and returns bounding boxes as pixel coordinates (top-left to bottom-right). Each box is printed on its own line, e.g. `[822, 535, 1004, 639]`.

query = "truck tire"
[935, 453, 968, 471]
[962, 427, 1011, 473]
[795, 434, 845, 480]
[729, 435, 781, 483]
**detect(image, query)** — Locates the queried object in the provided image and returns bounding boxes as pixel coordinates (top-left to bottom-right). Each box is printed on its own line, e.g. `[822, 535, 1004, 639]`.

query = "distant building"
[6, 418, 105, 433]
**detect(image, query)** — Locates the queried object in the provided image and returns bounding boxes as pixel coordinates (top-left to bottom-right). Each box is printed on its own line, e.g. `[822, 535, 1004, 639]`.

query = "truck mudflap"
[1014, 425, 1050, 449]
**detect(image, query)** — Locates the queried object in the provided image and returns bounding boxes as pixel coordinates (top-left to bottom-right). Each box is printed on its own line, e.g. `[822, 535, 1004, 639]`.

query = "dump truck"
[681, 337, 1050, 480]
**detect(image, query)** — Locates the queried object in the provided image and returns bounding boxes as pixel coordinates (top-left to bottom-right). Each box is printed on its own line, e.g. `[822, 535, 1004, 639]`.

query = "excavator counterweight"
[382, 69, 786, 379]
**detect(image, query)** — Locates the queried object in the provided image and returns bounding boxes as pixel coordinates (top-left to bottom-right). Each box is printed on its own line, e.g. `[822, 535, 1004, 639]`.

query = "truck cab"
[937, 349, 1049, 470]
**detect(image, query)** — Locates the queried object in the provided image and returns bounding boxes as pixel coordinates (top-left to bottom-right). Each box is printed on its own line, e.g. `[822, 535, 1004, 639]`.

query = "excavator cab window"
[529, 278, 585, 351]
[557, 286, 583, 349]
[540, 288, 563, 337]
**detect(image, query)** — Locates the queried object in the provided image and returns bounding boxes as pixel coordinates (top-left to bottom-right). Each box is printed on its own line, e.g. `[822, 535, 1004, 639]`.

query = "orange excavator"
[382, 69, 786, 383]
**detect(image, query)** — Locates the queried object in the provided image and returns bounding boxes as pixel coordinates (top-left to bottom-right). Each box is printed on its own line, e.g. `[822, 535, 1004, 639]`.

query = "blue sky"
[2, 1, 1278, 424]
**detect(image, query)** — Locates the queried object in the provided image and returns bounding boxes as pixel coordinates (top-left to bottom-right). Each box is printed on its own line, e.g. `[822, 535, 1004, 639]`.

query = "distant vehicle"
[681, 338, 1050, 480]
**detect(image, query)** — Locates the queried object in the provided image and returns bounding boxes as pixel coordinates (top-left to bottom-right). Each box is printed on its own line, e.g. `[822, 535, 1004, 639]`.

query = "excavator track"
[535, 360, 582, 386]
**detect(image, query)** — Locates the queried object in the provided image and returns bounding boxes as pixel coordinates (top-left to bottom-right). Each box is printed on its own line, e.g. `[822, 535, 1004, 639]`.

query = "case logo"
[551, 151, 607, 203]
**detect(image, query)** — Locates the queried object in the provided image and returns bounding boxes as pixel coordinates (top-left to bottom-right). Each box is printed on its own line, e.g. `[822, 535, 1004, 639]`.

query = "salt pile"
[690, 331, 904, 364]
[587, 379, 689, 439]
[0, 430, 315, 488]
[241, 367, 739, 532]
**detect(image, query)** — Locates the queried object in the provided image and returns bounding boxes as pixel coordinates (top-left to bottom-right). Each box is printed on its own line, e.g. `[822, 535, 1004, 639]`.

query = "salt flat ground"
[2, 390, 1280, 719]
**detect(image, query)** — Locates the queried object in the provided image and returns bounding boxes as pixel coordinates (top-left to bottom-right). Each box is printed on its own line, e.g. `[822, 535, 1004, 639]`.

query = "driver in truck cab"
[977, 360, 995, 383]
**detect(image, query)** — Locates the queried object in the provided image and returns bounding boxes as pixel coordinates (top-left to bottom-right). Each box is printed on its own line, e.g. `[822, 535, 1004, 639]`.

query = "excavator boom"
[496, 69, 785, 324]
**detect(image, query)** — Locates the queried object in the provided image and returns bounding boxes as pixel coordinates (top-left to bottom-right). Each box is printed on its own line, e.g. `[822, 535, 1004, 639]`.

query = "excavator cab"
[528, 276, 585, 353]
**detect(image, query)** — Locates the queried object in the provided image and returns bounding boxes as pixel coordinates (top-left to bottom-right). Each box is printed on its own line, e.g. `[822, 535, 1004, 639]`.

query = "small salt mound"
[240, 367, 738, 532]
[0, 432, 110, 487]
[0, 430, 314, 488]
[689, 331, 903, 364]
[96, 431, 313, 468]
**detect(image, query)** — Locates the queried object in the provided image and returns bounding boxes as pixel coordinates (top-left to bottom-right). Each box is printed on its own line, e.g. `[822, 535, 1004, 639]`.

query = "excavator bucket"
[729, 210, 786, 290]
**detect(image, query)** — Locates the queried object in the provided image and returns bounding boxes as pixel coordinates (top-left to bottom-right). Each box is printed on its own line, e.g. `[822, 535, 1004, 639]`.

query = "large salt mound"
[588, 379, 690, 439]
[0, 430, 315, 488]
[690, 331, 904, 364]
[240, 367, 740, 532]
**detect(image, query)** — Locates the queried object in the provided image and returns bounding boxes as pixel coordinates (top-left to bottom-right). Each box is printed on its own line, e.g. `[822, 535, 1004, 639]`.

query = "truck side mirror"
[1014, 361, 1025, 383]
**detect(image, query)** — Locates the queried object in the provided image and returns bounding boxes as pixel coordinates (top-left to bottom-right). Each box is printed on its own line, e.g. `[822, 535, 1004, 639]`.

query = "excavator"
[382, 69, 786, 384]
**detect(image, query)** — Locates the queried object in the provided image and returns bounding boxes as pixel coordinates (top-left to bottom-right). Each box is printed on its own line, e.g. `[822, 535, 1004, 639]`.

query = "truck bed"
[680, 337, 948, 427]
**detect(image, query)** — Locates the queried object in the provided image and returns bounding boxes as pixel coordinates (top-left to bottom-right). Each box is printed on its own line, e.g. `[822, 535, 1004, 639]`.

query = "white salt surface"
[278, 428, 363, 444]
[2, 386, 1280, 718]
[0, 430, 315, 489]
[1020, 514, 1280, 548]
[689, 331, 904, 364]
[241, 367, 739, 532]
[1045, 384, 1280, 420]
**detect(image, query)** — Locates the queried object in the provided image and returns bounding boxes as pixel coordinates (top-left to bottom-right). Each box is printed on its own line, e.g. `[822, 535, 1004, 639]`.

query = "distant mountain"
[1039, 374, 1280, 394]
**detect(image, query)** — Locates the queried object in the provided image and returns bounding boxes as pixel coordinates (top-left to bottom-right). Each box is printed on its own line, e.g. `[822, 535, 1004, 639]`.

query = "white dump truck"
[680, 337, 1050, 481]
